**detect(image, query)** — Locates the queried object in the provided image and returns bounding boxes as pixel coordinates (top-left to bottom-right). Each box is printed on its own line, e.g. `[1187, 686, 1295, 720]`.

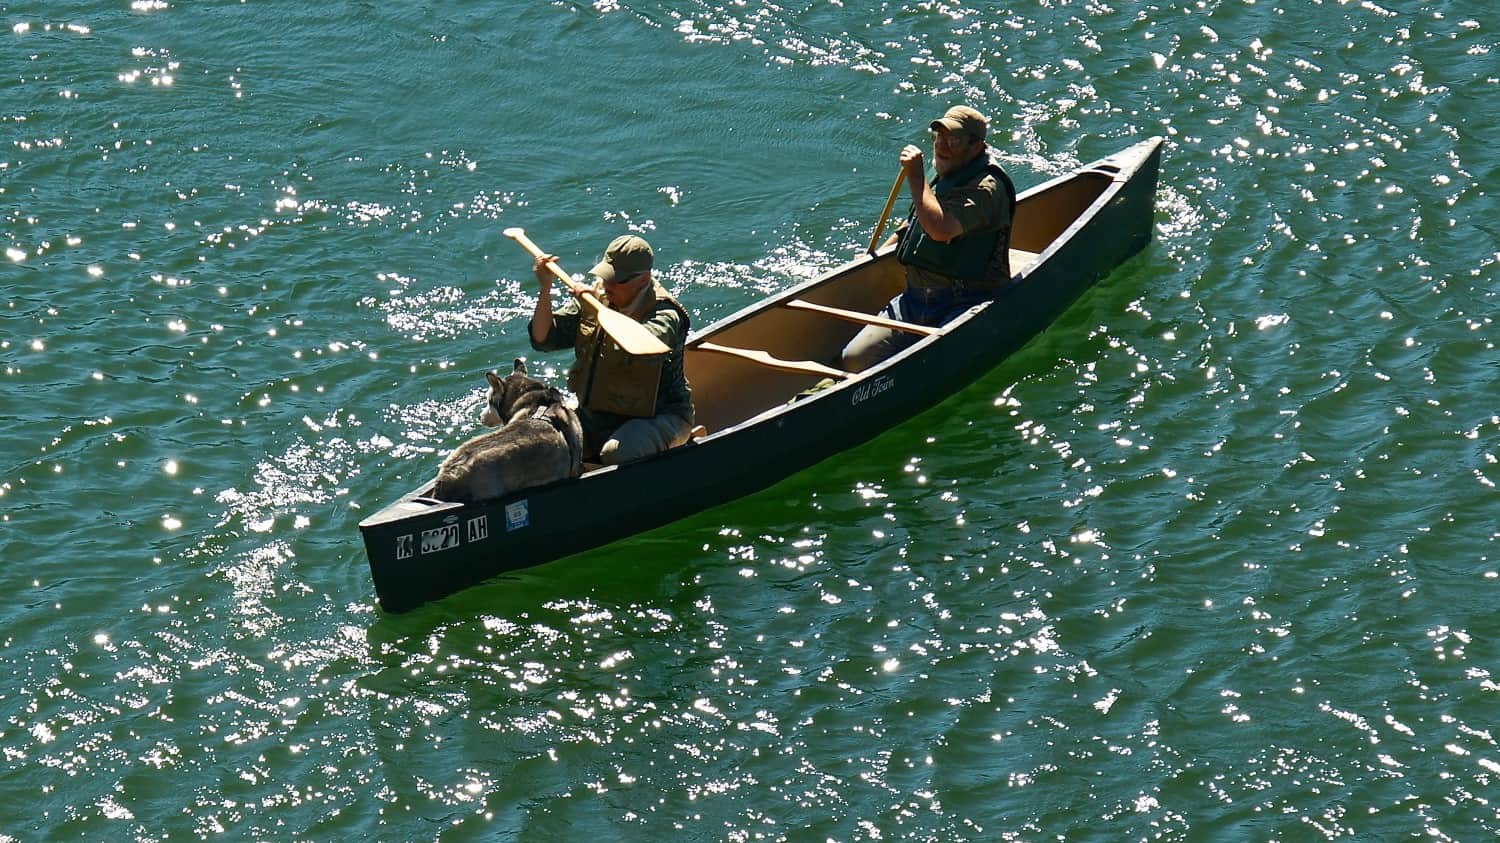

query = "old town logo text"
[851, 375, 894, 406]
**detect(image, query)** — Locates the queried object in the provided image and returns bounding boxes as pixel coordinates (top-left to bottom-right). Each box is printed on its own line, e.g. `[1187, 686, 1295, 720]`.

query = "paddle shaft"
[866, 170, 905, 254]
[509, 229, 579, 289]
[503, 227, 669, 357]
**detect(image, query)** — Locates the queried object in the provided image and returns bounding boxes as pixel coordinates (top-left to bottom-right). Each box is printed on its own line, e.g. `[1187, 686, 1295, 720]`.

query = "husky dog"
[432, 358, 584, 503]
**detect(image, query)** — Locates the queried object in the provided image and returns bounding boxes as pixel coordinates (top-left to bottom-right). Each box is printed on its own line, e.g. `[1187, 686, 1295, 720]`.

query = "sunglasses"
[930, 130, 974, 146]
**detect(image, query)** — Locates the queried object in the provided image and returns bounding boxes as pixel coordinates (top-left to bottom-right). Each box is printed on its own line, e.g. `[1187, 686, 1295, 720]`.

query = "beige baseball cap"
[930, 105, 988, 142]
[589, 235, 654, 284]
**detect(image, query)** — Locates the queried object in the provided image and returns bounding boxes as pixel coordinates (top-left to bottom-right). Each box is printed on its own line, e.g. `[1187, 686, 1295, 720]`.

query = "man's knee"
[598, 416, 690, 465]
[596, 439, 627, 465]
[840, 325, 897, 374]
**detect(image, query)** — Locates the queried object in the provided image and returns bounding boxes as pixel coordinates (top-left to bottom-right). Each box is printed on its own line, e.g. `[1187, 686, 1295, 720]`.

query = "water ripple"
[3, 0, 1499, 838]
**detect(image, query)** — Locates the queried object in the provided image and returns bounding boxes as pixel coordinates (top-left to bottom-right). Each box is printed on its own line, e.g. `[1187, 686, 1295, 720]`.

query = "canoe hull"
[359, 137, 1164, 612]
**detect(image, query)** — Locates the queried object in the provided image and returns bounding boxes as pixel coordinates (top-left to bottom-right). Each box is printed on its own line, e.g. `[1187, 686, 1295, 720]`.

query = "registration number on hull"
[396, 511, 498, 560]
[420, 523, 460, 554]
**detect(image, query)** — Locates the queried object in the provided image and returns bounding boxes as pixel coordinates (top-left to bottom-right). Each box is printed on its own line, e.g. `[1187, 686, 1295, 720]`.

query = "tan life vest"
[568, 282, 682, 418]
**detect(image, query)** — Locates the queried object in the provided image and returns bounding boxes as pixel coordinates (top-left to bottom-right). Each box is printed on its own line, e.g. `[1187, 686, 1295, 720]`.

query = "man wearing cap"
[529, 234, 694, 465]
[840, 104, 1017, 372]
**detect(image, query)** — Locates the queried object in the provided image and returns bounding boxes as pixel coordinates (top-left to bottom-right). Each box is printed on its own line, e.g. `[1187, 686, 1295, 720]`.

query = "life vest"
[568, 281, 690, 419]
[896, 153, 1016, 284]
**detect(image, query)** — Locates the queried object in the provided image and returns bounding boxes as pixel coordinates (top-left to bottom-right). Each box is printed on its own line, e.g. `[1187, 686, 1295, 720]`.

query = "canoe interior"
[683, 169, 1116, 435]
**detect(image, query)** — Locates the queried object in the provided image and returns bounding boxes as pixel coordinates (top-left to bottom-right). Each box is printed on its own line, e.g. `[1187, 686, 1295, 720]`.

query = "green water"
[3, 1, 1498, 838]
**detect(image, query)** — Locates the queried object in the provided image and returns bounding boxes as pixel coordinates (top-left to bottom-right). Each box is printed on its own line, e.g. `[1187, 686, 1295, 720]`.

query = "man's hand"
[899, 144, 925, 179]
[533, 254, 588, 296]
[532, 253, 558, 290]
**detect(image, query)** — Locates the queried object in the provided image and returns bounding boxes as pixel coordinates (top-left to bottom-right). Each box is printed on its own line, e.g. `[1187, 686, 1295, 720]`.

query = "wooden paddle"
[866, 169, 905, 254]
[503, 227, 670, 357]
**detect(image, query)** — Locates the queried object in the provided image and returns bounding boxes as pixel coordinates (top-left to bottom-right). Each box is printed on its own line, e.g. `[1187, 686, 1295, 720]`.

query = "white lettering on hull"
[421, 523, 460, 554]
[850, 375, 895, 406]
[467, 515, 489, 543]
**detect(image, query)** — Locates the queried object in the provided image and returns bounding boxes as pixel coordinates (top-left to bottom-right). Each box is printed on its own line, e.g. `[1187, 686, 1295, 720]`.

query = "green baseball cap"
[930, 105, 988, 142]
[590, 235, 654, 284]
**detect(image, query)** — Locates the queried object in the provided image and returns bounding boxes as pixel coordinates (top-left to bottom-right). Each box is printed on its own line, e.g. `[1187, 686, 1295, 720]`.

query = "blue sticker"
[505, 500, 530, 532]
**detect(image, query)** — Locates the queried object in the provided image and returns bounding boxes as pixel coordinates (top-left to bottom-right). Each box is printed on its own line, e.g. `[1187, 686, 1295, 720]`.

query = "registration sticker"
[395, 534, 414, 560]
[505, 500, 530, 532]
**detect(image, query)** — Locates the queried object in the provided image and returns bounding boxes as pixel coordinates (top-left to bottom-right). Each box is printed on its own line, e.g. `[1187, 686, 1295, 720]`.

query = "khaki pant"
[839, 286, 990, 373]
[598, 414, 693, 466]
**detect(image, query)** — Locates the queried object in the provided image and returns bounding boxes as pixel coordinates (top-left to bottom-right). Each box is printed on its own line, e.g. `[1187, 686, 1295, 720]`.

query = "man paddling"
[840, 105, 1017, 372]
[529, 235, 694, 465]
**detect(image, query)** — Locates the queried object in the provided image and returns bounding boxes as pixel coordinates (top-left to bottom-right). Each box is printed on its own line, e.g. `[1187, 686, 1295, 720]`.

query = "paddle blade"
[583, 292, 670, 357]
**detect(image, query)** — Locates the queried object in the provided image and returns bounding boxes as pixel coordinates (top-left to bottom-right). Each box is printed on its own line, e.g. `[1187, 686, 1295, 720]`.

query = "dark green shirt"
[899, 154, 1014, 289]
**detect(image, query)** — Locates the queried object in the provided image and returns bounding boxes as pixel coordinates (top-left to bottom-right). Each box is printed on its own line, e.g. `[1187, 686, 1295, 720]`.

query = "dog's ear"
[486, 371, 502, 389]
[512, 357, 528, 375]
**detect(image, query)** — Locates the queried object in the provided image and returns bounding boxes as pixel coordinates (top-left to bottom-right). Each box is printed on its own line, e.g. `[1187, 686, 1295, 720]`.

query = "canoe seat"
[694, 342, 851, 380]
[1009, 248, 1041, 274]
[781, 299, 938, 336]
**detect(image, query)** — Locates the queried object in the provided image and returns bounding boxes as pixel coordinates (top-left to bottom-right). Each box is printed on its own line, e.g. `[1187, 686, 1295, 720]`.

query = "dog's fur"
[432, 358, 584, 503]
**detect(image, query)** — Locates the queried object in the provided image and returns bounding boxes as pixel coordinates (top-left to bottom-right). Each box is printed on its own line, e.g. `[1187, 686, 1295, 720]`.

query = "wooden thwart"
[782, 299, 939, 336]
[694, 342, 851, 380]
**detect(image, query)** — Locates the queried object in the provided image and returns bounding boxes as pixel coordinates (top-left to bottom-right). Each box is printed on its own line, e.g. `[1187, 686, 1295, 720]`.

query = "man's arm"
[529, 253, 585, 350]
[530, 280, 555, 347]
[901, 146, 967, 243]
[637, 303, 686, 351]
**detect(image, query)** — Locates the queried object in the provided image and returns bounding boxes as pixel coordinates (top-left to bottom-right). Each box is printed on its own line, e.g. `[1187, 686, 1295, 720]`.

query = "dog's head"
[480, 358, 550, 427]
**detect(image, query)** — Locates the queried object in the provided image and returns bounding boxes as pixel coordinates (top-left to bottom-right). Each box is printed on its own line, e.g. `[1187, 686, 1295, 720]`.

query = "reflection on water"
[2, 0, 1498, 838]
